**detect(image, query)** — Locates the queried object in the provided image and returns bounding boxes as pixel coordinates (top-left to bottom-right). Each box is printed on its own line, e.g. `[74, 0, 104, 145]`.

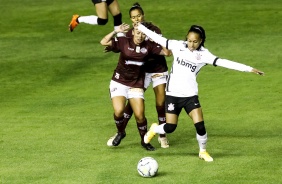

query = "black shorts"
[92, 0, 114, 6]
[165, 95, 201, 115]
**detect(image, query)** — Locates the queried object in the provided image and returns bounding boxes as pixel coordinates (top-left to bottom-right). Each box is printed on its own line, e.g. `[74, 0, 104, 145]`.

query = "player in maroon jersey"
[100, 23, 170, 151]
[107, 2, 171, 149]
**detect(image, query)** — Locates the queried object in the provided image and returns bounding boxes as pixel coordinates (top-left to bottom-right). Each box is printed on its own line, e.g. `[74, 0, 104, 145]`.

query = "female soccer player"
[107, 2, 170, 149]
[137, 23, 264, 161]
[69, 0, 122, 32]
[100, 23, 169, 151]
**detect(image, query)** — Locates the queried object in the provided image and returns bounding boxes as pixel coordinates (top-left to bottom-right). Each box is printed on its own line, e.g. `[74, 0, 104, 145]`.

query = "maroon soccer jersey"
[110, 36, 162, 88]
[126, 23, 168, 73]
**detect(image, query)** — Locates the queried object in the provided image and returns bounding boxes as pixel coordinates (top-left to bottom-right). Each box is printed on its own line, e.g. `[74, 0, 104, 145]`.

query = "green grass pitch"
[0, 0, 281, 183]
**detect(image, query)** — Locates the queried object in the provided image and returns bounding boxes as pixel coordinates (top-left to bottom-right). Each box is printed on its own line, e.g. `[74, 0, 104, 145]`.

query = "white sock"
[78, 15, 98, 25]
[196, 133, 207, 152]
[154, 123, 166, 134]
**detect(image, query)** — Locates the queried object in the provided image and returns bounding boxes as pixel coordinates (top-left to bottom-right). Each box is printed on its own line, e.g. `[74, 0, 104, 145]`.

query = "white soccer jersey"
[166, 40, 217, 97]
[137, 24, 254, 97]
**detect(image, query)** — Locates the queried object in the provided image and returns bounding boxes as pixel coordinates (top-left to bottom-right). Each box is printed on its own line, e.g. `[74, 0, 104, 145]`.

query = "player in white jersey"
[137, 22, 264, 162]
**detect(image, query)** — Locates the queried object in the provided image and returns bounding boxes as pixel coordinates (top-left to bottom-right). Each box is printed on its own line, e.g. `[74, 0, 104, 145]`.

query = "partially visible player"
[100, 23, 170, 151]
[137, 23, 264, 161]
[69, 0, 122, 32]
[107, 2, 170, 149]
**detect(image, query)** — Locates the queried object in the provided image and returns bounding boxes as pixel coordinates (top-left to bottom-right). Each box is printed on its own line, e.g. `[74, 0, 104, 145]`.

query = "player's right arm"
[100, 30, 116, 46]
[100, 23, 130, 46]
[137, 23, 168, 48]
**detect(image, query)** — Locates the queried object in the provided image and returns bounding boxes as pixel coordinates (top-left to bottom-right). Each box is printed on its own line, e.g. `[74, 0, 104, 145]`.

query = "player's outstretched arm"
[215, 58, 264, 76]
[137, 22, 167, 47]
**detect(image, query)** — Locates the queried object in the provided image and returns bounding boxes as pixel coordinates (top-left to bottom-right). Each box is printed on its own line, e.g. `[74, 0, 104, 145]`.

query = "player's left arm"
[203, 49, 264, 76]
[215, 58, 264, 75]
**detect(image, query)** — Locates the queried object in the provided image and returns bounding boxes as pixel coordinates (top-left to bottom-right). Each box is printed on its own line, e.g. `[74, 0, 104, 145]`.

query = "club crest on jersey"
[167, 103, 175, 111]
[140, 47, 148, 54]
[196, 53, 201, 60]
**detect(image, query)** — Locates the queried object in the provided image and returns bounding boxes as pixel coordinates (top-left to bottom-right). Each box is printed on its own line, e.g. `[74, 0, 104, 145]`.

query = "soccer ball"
[137, 157, 158, 177]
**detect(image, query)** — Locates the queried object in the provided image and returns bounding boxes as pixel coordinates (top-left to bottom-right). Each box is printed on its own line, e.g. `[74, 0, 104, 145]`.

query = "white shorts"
[109, 80, 144, 99]
[144, 72, 168, 89]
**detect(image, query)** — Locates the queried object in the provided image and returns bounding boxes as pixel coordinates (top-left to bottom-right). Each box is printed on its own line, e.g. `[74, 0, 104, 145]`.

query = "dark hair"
[141, 21, 154, 30]
[187, 25, 206, 49]
[129, 2, 144, 16]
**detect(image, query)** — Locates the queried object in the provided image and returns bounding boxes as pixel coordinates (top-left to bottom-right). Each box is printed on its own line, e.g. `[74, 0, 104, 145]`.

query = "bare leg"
[153, 83, 166, 137]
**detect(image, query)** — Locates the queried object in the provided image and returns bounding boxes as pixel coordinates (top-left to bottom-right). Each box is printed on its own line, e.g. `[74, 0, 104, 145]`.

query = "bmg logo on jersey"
[176, 57, 197, 72]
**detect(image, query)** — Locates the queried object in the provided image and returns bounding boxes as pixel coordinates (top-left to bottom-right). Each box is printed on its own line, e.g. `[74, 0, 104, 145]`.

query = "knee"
[135, 116, 146, 123]
[155, 100, 165, 108]
[114, 112, 123, 118]
[113, 108, 124, 118]
[164, 123, 177, 133]
[97, 18, 108, 25]
[133, 112, 145, 123]
[194, 121, 206, 136]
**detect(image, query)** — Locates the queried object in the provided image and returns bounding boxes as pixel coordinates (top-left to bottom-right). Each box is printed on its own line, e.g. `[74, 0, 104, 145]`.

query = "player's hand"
[251, 68, 264, 76]
[116, 23, 130, 33]
[104, 46, 112, 53]
[104, 46, 119, 53]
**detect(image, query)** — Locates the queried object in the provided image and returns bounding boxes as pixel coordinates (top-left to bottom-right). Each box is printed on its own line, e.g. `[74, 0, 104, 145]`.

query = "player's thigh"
[166, 113, 178, 124]
[165, 95, 182, 115]
[128, 88, 145, 120]
[188, 108, 204, 124]
[165, 95, 182, 124]
[153, 83, 166, 106]
[129, 97, 145, 122]
[108, 0, 121, 16]
[183, 95, 204, 123]
[93, 1, 108, 19]
[129, 98, 145, 115]
[111, 96, 127, 116]
[109, 80, 129, 116]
